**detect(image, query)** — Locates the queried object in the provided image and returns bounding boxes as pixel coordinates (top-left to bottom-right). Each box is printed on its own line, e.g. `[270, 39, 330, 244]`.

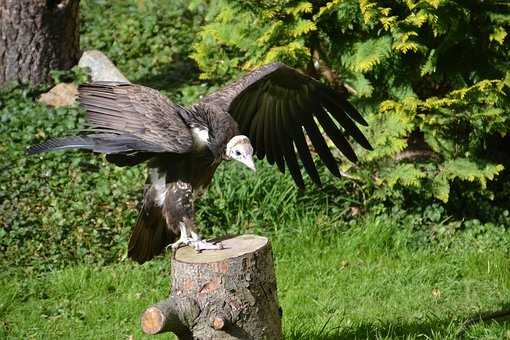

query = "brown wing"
[200, 63, 372, 188]
[79, 82, 193, 154]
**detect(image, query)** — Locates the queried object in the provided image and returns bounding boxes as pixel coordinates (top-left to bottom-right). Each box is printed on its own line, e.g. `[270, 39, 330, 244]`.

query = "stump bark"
[141, 235, 283, 340]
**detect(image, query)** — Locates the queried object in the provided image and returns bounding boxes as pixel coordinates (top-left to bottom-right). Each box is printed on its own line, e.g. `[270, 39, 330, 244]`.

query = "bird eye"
[235, 150, 241, 156]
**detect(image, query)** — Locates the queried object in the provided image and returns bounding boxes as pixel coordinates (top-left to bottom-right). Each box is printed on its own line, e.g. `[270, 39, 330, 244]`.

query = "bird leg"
[163, 180, 223, 252]
[169, 224, 223, 252]
[170, 222, 191, 250]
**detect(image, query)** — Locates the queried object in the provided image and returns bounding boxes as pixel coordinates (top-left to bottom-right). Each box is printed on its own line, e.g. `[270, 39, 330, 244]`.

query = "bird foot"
[189, 231, 223, 252]
[190, 239, 224, 252]
[170, 235, 191, 250]
[169, 235, 223, 252]
[169, 227, 223, 252]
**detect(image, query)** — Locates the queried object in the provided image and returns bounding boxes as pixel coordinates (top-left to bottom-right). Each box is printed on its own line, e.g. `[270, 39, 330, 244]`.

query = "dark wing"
[28, 83, 194, 166]
[79, 82, 193, 153]
[200, 63, 372, 188]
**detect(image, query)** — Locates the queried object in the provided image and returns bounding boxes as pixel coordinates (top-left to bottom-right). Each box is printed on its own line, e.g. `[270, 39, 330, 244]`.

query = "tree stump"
[141, 234, 283, 340]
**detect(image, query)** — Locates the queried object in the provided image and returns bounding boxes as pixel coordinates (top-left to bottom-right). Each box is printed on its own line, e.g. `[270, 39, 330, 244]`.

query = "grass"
[2, 212, 509, 339]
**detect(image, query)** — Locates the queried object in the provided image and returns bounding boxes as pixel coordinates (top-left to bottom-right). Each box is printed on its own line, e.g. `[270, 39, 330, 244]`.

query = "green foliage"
[49, 66, 90, 85]
[1, 7, 510, 339]
[191, 0, 510, 205]
[0, 86, 144, 271]
[80, 0, 209, 102]
[1, 2, 509, 335]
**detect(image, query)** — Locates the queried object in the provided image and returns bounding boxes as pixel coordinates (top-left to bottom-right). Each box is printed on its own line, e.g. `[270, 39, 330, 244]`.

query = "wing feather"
[200, 63, 371, 187]
[78, 83, 193, 154]
[292, 126, 321, 186]
[236, 87, 259, 132]
[263, 96, 275, 165]
[314, 104, 358, 163]
[277, 115, 304, 187]
[255, 93, 269, 160]
[303, 116, 341, 178]
[273, 100, 286, 172]
[285, 100, 321, 186]
[320, 95, 372, 150]
[319, 87, 368, 126]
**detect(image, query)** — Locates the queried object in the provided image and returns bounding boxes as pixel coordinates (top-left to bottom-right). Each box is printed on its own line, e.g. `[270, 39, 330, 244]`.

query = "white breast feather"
[150, 169, 167, 207]
[191, 127, 210, 149]
[154, 180, 167, 207]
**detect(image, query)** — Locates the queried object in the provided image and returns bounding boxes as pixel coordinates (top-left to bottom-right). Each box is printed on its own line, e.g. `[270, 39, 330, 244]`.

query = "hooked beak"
[240, 155, 256, 172]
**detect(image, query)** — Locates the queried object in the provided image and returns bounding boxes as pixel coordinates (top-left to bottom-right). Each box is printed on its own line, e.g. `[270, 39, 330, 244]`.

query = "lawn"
[2, 211, 509, 339]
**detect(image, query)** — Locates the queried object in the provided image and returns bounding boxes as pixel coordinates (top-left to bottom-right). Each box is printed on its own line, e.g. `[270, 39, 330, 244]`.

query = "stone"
[78, 50, 130, 83]
[38, 83, 78, 108]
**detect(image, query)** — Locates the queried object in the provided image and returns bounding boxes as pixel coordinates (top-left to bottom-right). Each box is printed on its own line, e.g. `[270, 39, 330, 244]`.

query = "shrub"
[191, 0, 510, 207]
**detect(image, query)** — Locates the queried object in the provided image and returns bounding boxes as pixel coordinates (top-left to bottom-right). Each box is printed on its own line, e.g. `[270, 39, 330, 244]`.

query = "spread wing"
[28, 83, 193, 166]
[78, 82, 193, 154]
[200, 63, 372, 188]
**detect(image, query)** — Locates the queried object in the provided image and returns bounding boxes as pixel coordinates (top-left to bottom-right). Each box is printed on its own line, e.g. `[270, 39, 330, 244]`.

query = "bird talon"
[170, 237, 191, 251]
[171, 242, 184, 250]
[190, 239, 224, 252]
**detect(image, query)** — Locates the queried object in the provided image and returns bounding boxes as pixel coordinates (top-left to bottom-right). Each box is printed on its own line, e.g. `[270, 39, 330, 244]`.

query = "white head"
[225, 135, 256, 172]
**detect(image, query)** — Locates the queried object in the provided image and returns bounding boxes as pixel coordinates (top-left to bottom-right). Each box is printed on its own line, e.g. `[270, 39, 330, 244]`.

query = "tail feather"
[27, 134, 165, 156]
[128, 201, 175, 264]
[27, 136, 96, 155]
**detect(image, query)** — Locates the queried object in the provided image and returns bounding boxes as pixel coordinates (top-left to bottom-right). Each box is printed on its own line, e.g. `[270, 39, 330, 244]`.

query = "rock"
[38, 83, 78, 108]
[78, 50, 130, 83]
[38, 50, 129, 108]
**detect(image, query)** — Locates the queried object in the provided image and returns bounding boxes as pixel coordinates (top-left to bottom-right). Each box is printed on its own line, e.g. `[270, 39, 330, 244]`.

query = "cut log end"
[141, 307, 165, 335]
[141, 297, 196, 337]
[211, 316, 225, 330]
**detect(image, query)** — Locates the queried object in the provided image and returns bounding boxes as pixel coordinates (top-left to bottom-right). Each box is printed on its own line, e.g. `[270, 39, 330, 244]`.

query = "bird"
[27, 62, 372, 264]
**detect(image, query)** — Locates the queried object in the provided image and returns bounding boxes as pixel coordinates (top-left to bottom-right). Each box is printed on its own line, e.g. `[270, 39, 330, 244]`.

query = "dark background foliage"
[1, 0, 509, 272]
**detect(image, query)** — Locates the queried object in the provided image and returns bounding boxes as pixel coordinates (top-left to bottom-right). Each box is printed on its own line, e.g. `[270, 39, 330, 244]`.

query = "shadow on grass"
[287, 312, 510, 339]
[458, 303, 510, 338]
[287, 319, 453, 339]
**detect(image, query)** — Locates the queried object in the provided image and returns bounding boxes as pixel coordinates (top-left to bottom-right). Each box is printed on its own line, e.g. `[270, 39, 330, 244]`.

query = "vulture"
[28, 63, 372, 264]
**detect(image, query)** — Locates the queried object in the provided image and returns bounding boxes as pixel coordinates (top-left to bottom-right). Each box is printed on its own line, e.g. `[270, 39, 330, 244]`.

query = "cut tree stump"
[141, 234, 283, 340]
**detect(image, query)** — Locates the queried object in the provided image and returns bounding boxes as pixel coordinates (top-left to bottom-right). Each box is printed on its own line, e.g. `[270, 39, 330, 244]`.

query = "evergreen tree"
[191, 0, 510, 205]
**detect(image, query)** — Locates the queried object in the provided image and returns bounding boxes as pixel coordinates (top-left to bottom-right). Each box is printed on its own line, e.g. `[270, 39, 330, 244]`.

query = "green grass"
[2, 213, 509, 339]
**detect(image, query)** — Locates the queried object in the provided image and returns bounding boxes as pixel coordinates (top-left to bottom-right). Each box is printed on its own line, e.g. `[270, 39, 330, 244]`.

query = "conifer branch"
[308, 36, 356, 96]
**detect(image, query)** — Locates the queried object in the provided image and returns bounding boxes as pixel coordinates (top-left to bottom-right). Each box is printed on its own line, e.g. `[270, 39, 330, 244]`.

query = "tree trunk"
[141, 235, 283, 340]
[0, 0, 80, 87]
